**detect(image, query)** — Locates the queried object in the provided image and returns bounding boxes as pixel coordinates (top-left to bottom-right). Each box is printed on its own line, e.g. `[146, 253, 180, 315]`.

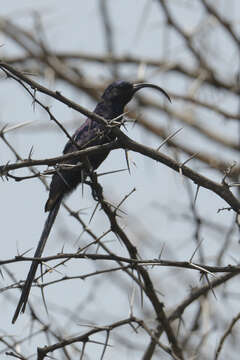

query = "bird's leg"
[84, 169, 103, 202]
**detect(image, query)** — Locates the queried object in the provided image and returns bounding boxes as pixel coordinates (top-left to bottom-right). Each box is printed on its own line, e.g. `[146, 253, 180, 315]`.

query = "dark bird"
[12, 80, 170, 323]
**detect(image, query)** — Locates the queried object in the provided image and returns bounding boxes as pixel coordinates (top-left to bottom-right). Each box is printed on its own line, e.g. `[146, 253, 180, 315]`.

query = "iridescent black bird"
[12, 80, 170, 323]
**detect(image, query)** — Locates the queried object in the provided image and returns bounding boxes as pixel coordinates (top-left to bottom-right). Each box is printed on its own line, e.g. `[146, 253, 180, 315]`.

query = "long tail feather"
[12, 197, 62, 324]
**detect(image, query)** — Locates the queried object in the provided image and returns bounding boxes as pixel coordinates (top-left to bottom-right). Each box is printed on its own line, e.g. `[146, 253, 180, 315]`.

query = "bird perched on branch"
[12, 80, 171, 323]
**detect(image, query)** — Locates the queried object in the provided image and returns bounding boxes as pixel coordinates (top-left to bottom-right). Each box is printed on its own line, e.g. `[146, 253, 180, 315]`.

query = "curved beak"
[132, 83, 171, 103]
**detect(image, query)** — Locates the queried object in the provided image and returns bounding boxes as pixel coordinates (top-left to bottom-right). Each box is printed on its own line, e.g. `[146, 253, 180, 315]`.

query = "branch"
[0, 62, 239, 214]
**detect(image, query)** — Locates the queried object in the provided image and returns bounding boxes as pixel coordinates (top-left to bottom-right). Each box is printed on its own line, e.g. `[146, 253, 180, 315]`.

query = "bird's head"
[101, 80, 171, 108]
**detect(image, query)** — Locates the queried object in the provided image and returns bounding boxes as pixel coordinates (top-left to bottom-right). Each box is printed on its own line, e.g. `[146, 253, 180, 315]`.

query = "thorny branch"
[0, 62, 239, 214]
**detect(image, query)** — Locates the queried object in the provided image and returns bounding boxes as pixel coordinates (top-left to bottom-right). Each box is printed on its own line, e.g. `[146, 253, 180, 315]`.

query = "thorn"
[157, 127, 183, 151]
[138, 270, 144, 308]
[189, 263, 216, 278]
[122, 121, 128, 132]
[177, 317, 183, 337]
[15, 247, 34, 258]
[189, 238, 205, 263]
[112, 111, 131, 123]
[74, 228, 86, 247]
[28, 145, 34, 159]
[81, 169, 85, 197]
[105, 201, 127, 216]
[129, 284, 136, 317]
[181, 152, 199, 168]
[193, 185, 200, 206]
[1, 120, 34, 134]
[114, 188, 136, 215]
[97, 168, 128, 177]
[132, 116, 138, 130]
[32, 88, 37, 111]
[124, 150, 131, 175]
[40, 283, 49, 316]
[158, 243, 166, 260]
[205, 273, 217, 300]
[89, 202, 100, 224]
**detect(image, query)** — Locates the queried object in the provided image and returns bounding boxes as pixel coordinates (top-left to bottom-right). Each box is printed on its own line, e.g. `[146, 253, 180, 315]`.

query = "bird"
[12, 80, 171, 323]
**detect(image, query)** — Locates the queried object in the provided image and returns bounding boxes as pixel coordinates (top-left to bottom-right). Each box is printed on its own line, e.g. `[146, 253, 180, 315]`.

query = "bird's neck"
[94, 100, 125, 121]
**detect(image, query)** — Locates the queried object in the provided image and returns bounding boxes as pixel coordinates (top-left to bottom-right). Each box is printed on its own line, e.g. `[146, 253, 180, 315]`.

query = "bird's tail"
[12, 197, 62, 324]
